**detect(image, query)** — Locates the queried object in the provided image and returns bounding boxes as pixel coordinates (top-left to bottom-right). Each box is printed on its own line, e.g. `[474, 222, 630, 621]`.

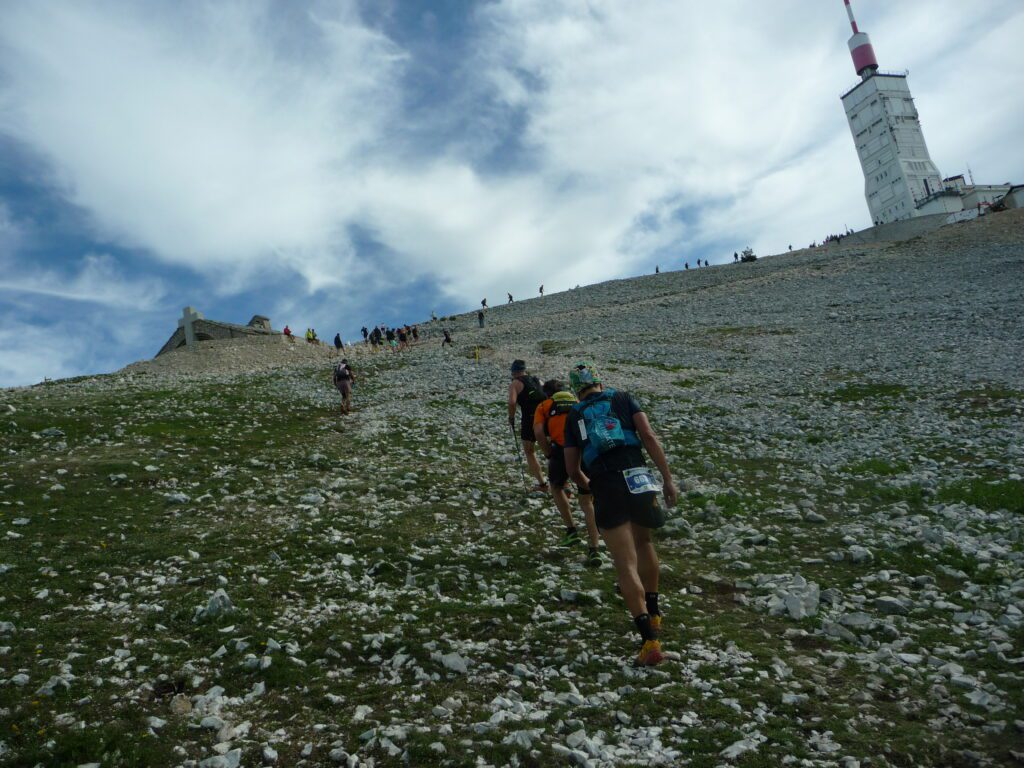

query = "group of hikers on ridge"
[508, 359, 678, 667]
[362, 323, 421, 351]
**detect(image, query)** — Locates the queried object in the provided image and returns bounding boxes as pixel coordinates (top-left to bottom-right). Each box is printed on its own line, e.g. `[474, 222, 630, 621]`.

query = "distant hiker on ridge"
[334, 333, 343, 355]
[441, 328, 453, 347]
[507, 292, 514, 304]
[563, 361, 679, 667]
[539, 284, 544, 296]
[507, 359, 547, 492]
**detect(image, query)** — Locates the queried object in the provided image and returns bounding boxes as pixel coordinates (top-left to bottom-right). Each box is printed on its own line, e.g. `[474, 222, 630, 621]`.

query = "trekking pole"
[509, 423, 529, 490]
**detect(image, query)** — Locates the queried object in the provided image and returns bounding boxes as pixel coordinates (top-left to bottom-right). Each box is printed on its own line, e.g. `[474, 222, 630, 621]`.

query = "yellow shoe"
[636, 639, 664, 667]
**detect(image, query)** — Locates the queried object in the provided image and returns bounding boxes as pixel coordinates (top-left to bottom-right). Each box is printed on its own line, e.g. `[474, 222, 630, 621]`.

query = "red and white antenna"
[843, 0, 879, 79]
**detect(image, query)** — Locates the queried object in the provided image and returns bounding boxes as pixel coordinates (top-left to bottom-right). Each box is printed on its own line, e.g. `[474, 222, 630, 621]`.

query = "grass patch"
[830, 382, 908, 402]
[538, 339, 565, 355]
[844, 457, 911, 476]
[936, 478, 1024, 514]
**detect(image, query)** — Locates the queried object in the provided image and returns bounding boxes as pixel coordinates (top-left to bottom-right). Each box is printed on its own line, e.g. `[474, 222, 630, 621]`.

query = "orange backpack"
[542, 391, 578, 446]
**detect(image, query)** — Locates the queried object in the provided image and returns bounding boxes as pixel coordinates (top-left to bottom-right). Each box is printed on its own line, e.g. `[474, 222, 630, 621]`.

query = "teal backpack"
[573, 388, 641, 468]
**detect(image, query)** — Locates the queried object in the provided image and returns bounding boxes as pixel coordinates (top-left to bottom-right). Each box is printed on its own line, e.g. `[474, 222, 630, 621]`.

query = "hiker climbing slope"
[507, 359, 547, 492]
[563, 361, 679, 667]
[534, 379, 602, 563]
[332, 358, 356, 415]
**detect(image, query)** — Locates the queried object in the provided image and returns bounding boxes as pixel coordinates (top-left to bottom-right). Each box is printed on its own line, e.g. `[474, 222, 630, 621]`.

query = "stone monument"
[156, 307, 282, 357]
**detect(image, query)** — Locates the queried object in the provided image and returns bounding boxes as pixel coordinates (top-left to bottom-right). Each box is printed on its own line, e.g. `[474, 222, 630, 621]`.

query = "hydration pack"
[543, 390, 578, 446]
[334, 363, 351, 381]
[519, 375, 546, 408]
[574, 388, 641, 468]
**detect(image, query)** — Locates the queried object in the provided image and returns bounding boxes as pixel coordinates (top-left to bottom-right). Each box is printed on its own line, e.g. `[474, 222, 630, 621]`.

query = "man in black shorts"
[563, 361, 678, 666]
[507, 359, 547, 492]
[534, 380, 601, 562]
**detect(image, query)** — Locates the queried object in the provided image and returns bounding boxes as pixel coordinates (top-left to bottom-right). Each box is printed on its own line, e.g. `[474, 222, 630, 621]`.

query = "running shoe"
[585, 548, 601, 568]
[635, 639, 664, 667]
[558, 530, 581, 547]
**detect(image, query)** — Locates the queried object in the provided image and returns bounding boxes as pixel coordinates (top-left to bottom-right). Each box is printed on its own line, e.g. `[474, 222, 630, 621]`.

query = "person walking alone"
[332, 358, 356, 415]
[563, 361, 678, 666]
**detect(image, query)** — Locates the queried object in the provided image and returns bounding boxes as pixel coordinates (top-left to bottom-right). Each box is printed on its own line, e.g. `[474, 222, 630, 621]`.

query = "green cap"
[569, 361, 600, 394]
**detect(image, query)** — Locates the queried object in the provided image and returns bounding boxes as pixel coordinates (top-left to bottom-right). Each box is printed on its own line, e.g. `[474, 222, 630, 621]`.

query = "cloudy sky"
[1, 0, 1022, 387]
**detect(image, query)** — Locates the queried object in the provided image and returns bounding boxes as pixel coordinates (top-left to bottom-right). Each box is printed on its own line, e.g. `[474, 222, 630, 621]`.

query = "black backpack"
[520, 375, 546, 407]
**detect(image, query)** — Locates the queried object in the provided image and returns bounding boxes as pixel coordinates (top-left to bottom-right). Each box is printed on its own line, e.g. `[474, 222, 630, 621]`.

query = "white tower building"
[839, 0, 944, 225]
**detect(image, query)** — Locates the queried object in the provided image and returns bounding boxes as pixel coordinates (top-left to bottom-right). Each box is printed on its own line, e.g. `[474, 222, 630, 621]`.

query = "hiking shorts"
[589, 468, 664, 531]
[335, 380, 352, 397]
[547, 445, 569, 489]
[520, 411, 538, 442]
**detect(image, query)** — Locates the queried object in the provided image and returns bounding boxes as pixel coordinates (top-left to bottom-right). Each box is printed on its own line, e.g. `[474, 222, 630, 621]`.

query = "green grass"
[2, 349, 1020, 766]
[537, 339, 564, 355]
[936, 478, 1024, 514]
[829, 382, 908, 402]
[844, 457, 911, 476]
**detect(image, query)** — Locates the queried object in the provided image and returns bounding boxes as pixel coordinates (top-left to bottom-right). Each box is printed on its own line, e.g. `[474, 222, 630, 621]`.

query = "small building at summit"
[156, 307, 281, 357]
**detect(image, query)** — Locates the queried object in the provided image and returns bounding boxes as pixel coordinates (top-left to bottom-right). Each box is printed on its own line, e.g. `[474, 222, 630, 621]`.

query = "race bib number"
[623, 467, 660, 495]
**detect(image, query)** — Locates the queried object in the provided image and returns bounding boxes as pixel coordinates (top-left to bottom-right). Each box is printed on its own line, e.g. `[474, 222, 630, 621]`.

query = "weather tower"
[839, 0, 943, 225]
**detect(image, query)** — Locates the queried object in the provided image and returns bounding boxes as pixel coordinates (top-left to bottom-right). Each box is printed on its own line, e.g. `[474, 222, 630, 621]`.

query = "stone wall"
[839, 213, 949, 246]
[156, 320, 281, 357]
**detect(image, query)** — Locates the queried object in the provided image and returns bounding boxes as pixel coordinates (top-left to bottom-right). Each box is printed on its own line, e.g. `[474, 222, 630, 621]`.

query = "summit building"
[838, 0, 1010, 225]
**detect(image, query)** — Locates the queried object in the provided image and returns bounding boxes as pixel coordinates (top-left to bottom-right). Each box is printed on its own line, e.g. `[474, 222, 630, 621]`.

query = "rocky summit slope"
[1, 210, 1023, 767]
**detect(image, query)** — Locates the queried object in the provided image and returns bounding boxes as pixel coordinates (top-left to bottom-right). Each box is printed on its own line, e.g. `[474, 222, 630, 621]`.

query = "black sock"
[645, 592, 661, 617]
[633, 613, 656, 642]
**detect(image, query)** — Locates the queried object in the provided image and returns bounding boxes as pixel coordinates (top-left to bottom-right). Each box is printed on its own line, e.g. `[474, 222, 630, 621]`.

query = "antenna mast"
[843, 0, 879, 79]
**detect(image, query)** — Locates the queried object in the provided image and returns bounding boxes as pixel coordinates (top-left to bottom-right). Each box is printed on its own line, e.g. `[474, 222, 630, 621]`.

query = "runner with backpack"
[507, 359, 548, 492]
[562, 361, 679, 667]
[332, 358, 356, 415]
[534, 379, 602, 563]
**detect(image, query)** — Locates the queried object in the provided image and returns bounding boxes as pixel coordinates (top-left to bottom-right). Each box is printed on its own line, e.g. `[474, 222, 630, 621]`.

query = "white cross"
[178, 306, 204, 349]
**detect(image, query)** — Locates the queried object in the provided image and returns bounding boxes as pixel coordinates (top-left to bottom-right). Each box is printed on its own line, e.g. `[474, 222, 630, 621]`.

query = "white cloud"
[0, 0, 1021, 328]
[0, 304, 165, 387]
[0, 252, 166, 309]
[472, 0, 1024, 259]
[0, 1, 400, 284]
